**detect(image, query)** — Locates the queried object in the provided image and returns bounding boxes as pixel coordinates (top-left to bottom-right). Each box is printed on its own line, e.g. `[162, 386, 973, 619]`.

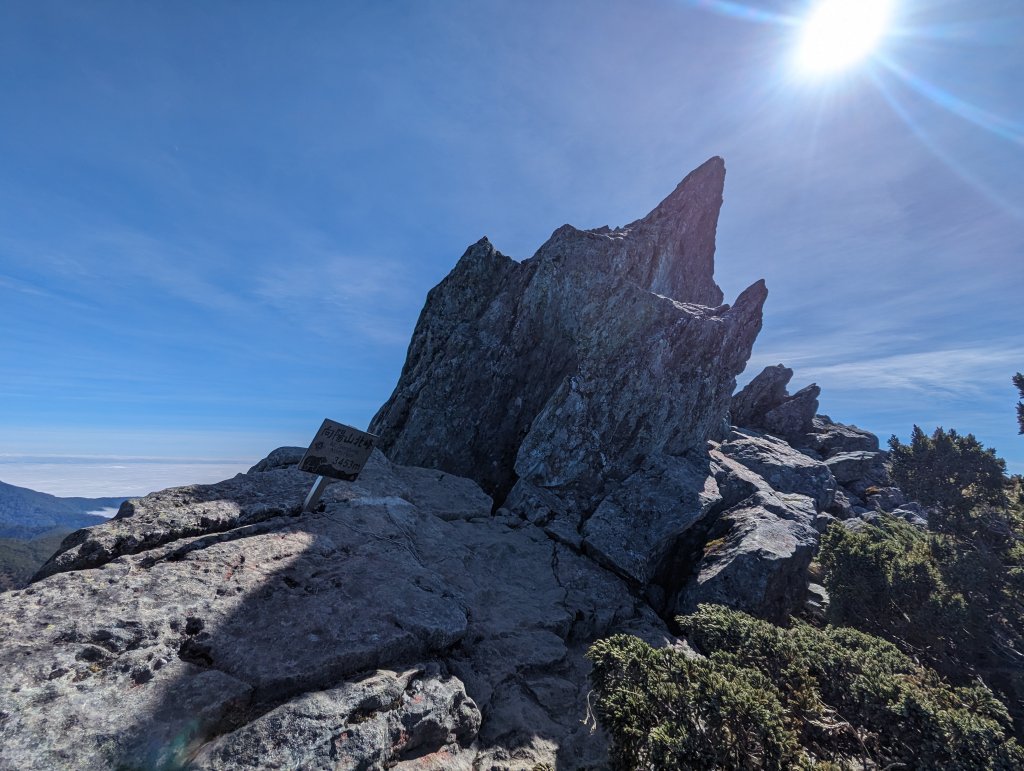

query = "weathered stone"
[804, 582, 830, 621]
[718, 430, 836, 511]
[803, 415, 880, 457]
[813, 511, 839, 534]
[502, 477, 569, 528]
[247, 445, 305, 473]
[731, 364, 793, 428]
[826, 486, 864, 519]
[370, 158, 766, 523]
[581, 455, 721, 585]
[762, 383, 820, 438]
[390, 463, 493, 521]
[191, 664, 481, 771]
[824, 450, 886, 486]
[677, 491, 819, 624]
[709, 444, 777, 507]
[731, 365, 818, 438]
[892, 502, 929, 529]
[865, 486, 907, 512]
[0, 452, 669, 771]
[32, 468, 312, 581]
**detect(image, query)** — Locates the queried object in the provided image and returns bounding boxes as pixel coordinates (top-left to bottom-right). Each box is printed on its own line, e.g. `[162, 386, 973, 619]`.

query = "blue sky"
[1, 0, 1022, 496]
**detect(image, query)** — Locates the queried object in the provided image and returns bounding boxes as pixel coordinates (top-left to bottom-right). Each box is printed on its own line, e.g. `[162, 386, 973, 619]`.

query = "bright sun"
[797, 0, 893, 75]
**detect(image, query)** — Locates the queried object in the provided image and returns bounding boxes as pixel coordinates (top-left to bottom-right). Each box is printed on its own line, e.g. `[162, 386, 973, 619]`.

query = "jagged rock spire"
[371, 158, 766, 515]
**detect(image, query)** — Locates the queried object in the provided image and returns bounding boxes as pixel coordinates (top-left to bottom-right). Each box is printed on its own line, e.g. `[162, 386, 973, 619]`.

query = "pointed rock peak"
[732, 278, 768, 310]
[607, 157, 726, 306]
[445, 238, 518, 297]
[454, 236, 502, 266]
[641, 156, 726, 226]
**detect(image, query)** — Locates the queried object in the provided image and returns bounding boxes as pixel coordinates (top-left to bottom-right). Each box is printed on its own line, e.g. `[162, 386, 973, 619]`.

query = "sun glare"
[797, 0, 892, 75]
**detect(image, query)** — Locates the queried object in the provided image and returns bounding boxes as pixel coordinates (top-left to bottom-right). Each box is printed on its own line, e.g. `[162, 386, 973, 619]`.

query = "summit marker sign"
[298, 419, 377, 511]
[299, 419, 376, 480]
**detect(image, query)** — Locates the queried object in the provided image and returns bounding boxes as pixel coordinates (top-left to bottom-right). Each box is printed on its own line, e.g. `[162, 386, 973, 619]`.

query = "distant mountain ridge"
[0, 479, 125, 540]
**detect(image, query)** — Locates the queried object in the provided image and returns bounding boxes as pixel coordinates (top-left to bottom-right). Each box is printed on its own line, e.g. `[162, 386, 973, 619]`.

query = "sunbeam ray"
[876, 54, 1024, 146]
[869, 66, 1024, 220]
[684, 0, 798, 26]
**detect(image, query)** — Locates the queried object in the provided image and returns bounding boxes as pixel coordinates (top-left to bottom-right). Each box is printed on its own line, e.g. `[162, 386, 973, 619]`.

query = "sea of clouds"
[0, 455, 256, 498]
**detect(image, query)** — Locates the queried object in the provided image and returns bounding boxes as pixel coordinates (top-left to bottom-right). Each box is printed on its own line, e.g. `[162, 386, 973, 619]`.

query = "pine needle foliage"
[588, 605, 1024, 770]
[820, 512, 1024, 737]
[888, 426, 1007, 519]
[1014, 372, 1024, 434]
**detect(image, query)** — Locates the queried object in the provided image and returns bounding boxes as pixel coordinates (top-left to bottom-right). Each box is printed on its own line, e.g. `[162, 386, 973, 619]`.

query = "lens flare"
[797, 0, 892, 74]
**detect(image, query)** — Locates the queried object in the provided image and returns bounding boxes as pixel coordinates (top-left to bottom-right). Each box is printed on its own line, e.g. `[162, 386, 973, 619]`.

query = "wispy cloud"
[251, 239, 417, 346]
[783, 345, 1024, 396]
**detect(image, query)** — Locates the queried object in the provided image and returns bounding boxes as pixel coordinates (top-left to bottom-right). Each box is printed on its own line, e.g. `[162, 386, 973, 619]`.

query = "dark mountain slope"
[0, 479, 124, 539]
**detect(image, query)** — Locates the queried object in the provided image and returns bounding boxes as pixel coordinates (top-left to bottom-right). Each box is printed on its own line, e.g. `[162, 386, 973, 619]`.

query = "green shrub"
[888, 426, 1007, 523]
[1014, 372, 1023, 434]
[820, 514, 1024, 736]
[588, 605, 1023, 770]
[587, 630, 801, 770]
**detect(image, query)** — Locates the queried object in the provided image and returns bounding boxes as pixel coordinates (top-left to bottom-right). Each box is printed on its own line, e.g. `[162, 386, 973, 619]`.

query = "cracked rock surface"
[0, 450, 669, 770]
[370, 156, 766, 519]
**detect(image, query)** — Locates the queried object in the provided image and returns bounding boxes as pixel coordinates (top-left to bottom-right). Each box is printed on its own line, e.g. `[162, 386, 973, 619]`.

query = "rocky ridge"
[0, 159, 925, 770]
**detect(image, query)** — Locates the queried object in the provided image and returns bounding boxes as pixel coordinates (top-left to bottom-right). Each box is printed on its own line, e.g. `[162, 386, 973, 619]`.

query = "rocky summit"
[0, 159, 918, 770]
[370, 156, 766, 517]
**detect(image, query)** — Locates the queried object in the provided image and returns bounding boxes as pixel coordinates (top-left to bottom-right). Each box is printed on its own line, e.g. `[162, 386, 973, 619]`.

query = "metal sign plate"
[298, 419, 377, 481]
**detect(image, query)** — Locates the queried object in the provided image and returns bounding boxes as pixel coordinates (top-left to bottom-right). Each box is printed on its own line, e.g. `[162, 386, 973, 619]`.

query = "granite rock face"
[731, 364, 820, 440]
[678, 490, 819, 624]
[371, 157, 766, 520]
[1, 450, 670, 770]
[717, 430, 836, 511]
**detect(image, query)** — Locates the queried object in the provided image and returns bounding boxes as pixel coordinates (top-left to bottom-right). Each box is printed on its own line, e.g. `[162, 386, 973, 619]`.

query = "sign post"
[297, 419, 377, 512]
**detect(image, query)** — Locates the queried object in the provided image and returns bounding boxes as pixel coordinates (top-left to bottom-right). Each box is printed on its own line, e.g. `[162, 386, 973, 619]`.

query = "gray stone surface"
[191, 664, 481, 771]
[370, 157, 766, 521]
[0, 451, 669, 771]
[866, 486, 907, 512]
[762, 383, 820, 439]
[677, 491, 819, 624]
[247, 446, 305, 473]
[803, 415, 880, 457]
[731, 365, 819, 439]
[582, 455, 721, 585]
[805, 582, 830, 621]
[718, 430, 836, 511]
[826, 486, 864, 519]
[731, 364, 793, 428]
[824, 450, 886, 486]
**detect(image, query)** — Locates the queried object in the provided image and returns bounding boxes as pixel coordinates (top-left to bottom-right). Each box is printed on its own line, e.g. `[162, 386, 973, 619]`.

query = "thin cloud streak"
[790, 346, 1024, 396]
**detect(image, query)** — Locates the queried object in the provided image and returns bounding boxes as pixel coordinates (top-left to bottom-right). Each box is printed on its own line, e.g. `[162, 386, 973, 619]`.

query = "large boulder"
[824, 450, 886, 486]
[581, 455, 721, 586]
[717, 430, 836, 511]
[370, 157, 766, 524]
[730, 364, 792, 428]
[676, 491, 819, 624]
[731, 365, 819, 438]
[762, 384, 821, 439]
[803, 415, 880, 457]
